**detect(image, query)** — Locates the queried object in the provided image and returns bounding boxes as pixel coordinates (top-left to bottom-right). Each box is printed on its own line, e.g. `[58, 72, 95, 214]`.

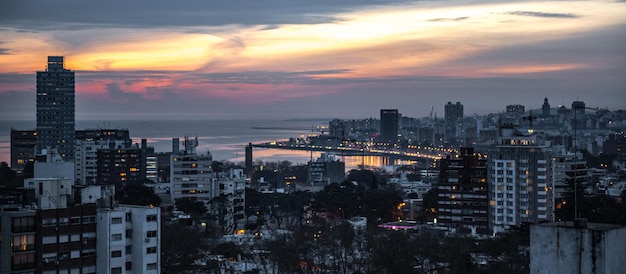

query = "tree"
[161, 223, 208, 274]
[265, 235, 303, 273]
[368, 231, 418, 274]
[214, 242, 241, 261]
[419, 188, 438, 222]
[345, 169, 384, 189]
[116, 181, 162, 206]
[0, 162, 21, 189]
[175, 197, 208, 217]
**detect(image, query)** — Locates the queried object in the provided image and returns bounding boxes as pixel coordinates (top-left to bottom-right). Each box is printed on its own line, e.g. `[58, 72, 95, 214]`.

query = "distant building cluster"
[4, 56, 626, 273]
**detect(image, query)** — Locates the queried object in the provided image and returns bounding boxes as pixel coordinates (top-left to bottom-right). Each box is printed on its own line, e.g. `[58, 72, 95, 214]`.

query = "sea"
[0, 119, 399, 171]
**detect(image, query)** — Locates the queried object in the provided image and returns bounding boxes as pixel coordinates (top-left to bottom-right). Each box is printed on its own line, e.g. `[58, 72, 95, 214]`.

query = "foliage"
[115, 181, 162, 207]
[418, 188, 438, 222]
[345, 169, 386, 189]
[161, 223, 208, 274]
[175, 197, 208, 217]
[480, 224, 530, 274]
[0, 162, 22, 189]
[214, 242, 241, 260]
[265, 234, 304, 273]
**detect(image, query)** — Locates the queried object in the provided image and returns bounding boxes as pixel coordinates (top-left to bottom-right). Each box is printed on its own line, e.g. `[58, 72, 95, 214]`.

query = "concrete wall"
[530, 222, 626, 274]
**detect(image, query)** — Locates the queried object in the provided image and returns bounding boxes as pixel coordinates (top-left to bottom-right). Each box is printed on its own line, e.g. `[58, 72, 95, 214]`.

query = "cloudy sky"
[0, 0, 625, 120]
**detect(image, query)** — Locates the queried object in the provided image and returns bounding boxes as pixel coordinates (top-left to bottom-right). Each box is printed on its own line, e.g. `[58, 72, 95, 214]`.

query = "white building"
[170, 137, 216, 207]
[488, 126, 553, 234]
[24, 178, 73, 209]
[145, 154, 158, 182]
[75, 138, 128, 185]
[34, 148, 75, 181]
[97, 205, 161, 274]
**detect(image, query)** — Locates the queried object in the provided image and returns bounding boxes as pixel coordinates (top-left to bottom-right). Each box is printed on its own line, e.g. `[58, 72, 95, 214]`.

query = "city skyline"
[1, 0, 625, 120]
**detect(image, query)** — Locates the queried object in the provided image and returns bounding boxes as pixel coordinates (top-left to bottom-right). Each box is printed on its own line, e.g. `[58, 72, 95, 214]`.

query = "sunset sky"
[1, 0, 625, 120]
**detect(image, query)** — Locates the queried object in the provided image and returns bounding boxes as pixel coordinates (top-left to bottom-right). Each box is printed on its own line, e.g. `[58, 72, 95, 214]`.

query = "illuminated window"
[11, 234, 35, 251]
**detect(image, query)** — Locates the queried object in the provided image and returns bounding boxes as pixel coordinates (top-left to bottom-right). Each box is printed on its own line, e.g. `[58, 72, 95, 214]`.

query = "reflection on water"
[236, 148, 421, 173]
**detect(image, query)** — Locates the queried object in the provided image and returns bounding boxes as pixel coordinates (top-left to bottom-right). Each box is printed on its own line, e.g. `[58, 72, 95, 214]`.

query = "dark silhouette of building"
[10, 129, 36, 174]
[505, 104, 525, 118]
[36, 56, 75, 161]
[542, 97, 551, 117]
[245, 143, 253, 178]
[444, 102, 463, 143]
[380, 109, 399, 143]
[437, 147, 489, 235]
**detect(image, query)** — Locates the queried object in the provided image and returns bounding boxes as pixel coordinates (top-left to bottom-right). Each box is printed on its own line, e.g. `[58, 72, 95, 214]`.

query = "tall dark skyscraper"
[380, 109, 399, 143]
[444, 101, 464, 142]
[36, 56, 75, 161]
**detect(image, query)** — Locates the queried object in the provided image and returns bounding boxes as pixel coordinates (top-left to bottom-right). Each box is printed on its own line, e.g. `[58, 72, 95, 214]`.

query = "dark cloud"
[504, 11, 578, 18]
[427, 17, 469, 22]
[0, 0, 415, 31]
[0, 41, 10, 54]
[0, 72, 32, 83]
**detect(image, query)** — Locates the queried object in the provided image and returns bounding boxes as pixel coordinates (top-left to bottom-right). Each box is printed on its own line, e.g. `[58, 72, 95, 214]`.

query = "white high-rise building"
[97, 205, 160, 274]
[488, 125, 553, 234]
[170, 137, 216, 206]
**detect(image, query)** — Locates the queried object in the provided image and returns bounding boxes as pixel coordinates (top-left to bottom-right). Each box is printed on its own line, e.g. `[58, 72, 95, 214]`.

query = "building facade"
[36, 56, 75, 161]
[488, 127, 553, 234]
[170, 137, 216, 206]
[308, 153, 346, 186]
[96, 205, 161, 274]
[380, 109, 399, 143]
[96, 148, 144, 185]
[437, 147, 489, 235]
[0, 210, 37, 274]
[75, 129, 132, 185]
[10, 129, 36, 174]
[38, 205, 98, 274]
[444, 102, 464, 142]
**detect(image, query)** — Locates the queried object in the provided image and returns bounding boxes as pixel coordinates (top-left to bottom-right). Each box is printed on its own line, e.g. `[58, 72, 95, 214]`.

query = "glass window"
[82, 216, 96, 224]
[112, 234, 122, 241]
[146, 247, 157, 254]
[12, 216, 36, 232]
[11, 234, 35, 251]
[70, 217, 80, 225]
[112, 217, 122, 224]
[111, 250, 122, 258]
[11, 253, 35, 270]
[59, 235, 69, 243]
[43, 236, 57, 244]
[42, 218, 57, 227]
[146, 215, 157, 222]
